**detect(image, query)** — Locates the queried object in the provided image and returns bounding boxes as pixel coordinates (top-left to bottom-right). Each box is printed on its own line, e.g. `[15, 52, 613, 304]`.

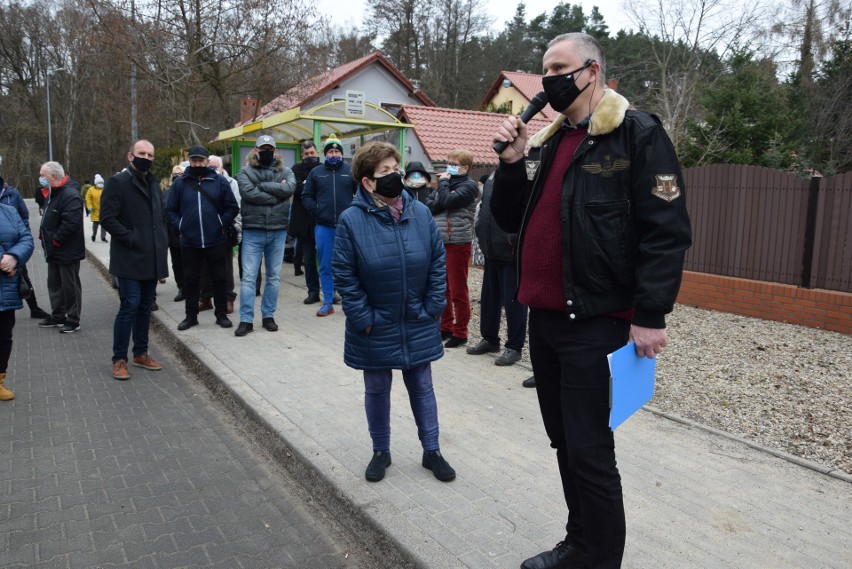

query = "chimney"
[240, 97, 262, 123]
[606, 78, 619, 92]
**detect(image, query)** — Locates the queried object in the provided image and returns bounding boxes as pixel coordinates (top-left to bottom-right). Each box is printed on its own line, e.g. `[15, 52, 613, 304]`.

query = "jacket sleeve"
[237, 168, 275, 205]
[220, 178, 239, 225]
[52, 193, 84, 245]
[164, 182, 182, 229]
[628, 121, 693, 328]
[13, 193, 28, 222]
[332, 213, 374, 332]
[99, 175, 134, 247]
[8, 213, 34, 265]
[301, 170, 318, 217]
[435, 178, 478, 210]
[491, 159, 529, 234]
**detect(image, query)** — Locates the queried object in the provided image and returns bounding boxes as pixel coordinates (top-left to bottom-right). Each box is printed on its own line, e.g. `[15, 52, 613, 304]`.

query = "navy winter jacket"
[332, 187, 447, 371]
[39, 178, 85, 264]
[0, 204, 34, 312]
[0, 183, 28, 222]
[301, 162, 357, 227]
[165, 169, 239, 248]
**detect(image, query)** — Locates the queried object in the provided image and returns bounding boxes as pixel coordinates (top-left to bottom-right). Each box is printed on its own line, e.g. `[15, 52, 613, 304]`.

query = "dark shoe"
[444, 336, 467, 348]
[91, 235, 95, 242]
[495, 348, 522, 366]
[226, 300, 234, 314]
[333, 292, 342, 305]
[59, 322, 81, 334]
[441, 330, 452, 340]
[422, 450, 455, 482]
[173, 289, 185, 302]
[235, 322, 253, 337]
[523, 376, 537, 388]
[520, 540, 586, 569]
[216, 314, 232, 328]
[294, 267, 303, 276]
[365, 450, 391, 482]
[303, 293, 320, 305]
[38, 317, 64, 328]
[30, 308, 51, 320]
[150, 301, 159, 312]
[198, 299, 213, 311]
[466, 339, 500, 355]
[262, 317, 278, 332]
[101, 238, 108, 243]
[316, 303, 334, 317]
[177, 316, 199, 331]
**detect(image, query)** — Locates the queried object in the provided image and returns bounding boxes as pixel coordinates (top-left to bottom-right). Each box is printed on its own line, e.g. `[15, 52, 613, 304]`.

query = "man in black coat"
[289, 141, 321, 304]
[99, 139, 169, 380]
[37, 161, 85, 333]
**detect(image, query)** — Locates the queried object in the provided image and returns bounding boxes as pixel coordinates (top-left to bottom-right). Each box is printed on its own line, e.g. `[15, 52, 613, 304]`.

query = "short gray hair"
[208, 155, 222, 167]
[548, 33, 606, 84]
[41, 161, 65, 179]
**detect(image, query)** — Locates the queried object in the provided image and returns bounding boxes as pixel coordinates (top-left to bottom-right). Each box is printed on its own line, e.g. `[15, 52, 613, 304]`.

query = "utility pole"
[45, 67, 65, 162]
[130, 0, 138, 141]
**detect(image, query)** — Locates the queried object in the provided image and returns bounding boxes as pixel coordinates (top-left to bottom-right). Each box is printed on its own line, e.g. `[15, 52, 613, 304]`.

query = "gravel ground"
[465, 267, 852, 475]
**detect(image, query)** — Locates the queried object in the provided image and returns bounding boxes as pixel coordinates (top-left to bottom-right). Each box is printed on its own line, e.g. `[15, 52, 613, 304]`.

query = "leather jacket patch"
[581, 155, 630, 177]
[651, 174, 682, 202]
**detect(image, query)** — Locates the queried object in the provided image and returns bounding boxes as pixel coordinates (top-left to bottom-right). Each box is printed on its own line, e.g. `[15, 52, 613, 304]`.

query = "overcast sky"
[320, 0, 637, 37]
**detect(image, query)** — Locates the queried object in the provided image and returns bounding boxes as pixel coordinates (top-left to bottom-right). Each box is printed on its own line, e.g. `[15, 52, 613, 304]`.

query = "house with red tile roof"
[397, 105, 552, 173]
[479, 71, 561, 122]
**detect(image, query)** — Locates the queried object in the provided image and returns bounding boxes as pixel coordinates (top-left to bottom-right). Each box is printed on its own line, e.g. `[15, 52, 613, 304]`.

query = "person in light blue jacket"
[0, 203, 35, 400]
[332, 141, 455, 484]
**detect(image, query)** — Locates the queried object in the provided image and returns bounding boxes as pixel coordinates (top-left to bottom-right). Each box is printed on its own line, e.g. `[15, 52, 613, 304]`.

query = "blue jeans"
[239, 229, 286, 323]
[113, 278, 157, 362]
[363, 363, 440, 452]
[315, 225, 336, 304]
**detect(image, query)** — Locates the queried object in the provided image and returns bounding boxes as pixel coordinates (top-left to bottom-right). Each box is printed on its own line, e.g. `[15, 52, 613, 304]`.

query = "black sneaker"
[173, 288, 185, 302]
[365, 450, 391, 482]
[177, 316, 199, 331]
[234, 322, 253, 337]
[261, 317, 278, 332]
[303, 293, 320, 305]
[522, 376, 536, 388]
[520, 539, 586, 569]
[38, 317, 64, 328]
[216, 314, 232, 328]
[59, 322, 80, 334]
[30, 308, 51, 320]
[444, 336, 467, 348]
[466, 339, 500, 355]
[441, 330, 452, 340]
[494, 348, 522, 366]
[91, 235, 95, 242]
[422, 450, 455, 482]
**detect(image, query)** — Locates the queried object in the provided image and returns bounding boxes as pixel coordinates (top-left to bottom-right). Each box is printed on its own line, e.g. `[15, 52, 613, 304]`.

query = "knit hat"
[94, 174, 104, 185]
[323, 135, 343, 154]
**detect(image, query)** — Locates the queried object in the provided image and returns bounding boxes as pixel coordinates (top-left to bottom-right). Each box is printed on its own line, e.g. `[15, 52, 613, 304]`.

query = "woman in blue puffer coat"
[332, 142, 456, 484]
[0, 203, 35, 400]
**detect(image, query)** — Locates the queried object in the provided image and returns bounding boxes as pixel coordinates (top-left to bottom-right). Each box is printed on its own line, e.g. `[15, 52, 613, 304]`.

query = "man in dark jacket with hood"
[301, 134, 357, 317]
[234, 135, 295, 337]
[37, 161, 85, 334]
[100, 139, 170, 381]
[166, 145, 239, 331]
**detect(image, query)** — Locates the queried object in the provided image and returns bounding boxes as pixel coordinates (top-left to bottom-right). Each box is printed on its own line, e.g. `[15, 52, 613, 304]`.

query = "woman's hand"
[0, 254, 18, 276]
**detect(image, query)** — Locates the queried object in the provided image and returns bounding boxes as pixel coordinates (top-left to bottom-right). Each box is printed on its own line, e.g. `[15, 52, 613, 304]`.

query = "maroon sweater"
[518, 126, 634, 321]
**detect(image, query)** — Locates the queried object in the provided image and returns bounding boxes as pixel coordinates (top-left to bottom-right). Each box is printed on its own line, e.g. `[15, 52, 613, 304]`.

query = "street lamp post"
[45, 67, 65, 162]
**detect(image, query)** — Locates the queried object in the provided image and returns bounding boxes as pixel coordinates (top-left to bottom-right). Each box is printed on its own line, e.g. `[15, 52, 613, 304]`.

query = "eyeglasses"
[447, 162, 460, 166]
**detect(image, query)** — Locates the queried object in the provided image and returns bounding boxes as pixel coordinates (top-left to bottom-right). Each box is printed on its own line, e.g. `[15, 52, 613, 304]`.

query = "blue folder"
[608, 342, 657, 430]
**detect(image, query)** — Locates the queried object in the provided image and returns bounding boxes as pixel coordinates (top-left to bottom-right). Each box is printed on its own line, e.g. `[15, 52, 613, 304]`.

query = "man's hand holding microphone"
[491, 91, 549, 163]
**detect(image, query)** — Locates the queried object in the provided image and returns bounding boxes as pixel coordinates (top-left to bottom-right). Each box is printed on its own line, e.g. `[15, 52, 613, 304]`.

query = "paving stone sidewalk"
[0, 208, 383, 568]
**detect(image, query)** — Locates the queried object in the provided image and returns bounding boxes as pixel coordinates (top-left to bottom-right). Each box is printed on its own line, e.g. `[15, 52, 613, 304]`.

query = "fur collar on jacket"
[246, 151, 285, 171]
[529, 89, 630, 149]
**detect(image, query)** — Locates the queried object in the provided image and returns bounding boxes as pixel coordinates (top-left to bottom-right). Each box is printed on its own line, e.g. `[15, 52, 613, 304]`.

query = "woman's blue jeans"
[363, 363, 440, 452]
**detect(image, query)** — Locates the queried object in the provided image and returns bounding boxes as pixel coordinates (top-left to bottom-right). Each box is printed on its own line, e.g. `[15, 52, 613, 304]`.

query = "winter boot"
[0, 373, 14, 401]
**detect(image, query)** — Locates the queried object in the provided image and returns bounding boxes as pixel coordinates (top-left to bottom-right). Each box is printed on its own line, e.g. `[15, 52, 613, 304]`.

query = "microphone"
[492, 91, 549, 155]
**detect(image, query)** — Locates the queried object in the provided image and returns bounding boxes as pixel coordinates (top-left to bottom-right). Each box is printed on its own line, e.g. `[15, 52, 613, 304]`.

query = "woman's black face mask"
[372, 172, 404, 199]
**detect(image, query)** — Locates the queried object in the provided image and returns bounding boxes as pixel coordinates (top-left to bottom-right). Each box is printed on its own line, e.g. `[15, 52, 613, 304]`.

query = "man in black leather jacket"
[492, 33, 692, 569]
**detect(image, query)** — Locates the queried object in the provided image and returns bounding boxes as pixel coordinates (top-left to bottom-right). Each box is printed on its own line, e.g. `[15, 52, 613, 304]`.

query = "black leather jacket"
[491, 90, 692, 328]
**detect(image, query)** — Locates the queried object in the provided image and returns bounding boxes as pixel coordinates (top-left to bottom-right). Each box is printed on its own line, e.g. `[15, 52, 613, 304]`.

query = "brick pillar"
[240, 98, 261, 123]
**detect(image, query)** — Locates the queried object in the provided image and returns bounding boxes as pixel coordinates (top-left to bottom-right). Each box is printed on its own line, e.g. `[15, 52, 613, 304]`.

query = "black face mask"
[258, 150, 274, 167]
[187, 166, 208, 178]
[132, 156, 153, 173]
[542, 60, 593, 113]
[373, 172, 404, 199]
[303, 156, 319, 167]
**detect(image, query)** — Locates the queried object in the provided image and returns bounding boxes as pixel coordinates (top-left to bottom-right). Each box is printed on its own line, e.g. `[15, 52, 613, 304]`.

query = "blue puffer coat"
[333, 187, 446, 371]
[0, 204, 34, 312]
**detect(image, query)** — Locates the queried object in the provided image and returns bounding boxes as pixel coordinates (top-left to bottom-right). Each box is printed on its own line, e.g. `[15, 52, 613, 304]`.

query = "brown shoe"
[198, 299, 213, 311]
[132, 353, 163, 371]
[112, 359, 130, 380]
[226, 300, 234, 314]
